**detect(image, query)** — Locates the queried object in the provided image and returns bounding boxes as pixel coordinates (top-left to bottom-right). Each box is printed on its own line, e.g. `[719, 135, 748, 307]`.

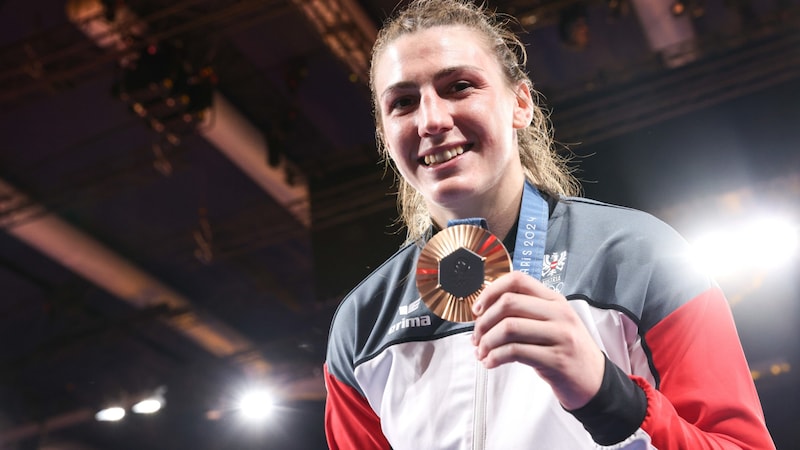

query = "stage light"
[132, 398, 163, 414]
[754, 217, 799, 260]
[690, 216, 798, 278]
[238, 389, 275, 421]
[691, 231, 742, 276]
[95, 406, 125, 422]
[132, 386, 167, 414]
[671, 0, 686, 15]
[670, 0, 705, 17]
[132, 398, 162, 414]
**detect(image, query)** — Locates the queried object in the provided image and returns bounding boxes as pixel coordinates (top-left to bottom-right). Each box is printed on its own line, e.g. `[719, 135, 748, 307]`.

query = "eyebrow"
[379, 65, 485, 102]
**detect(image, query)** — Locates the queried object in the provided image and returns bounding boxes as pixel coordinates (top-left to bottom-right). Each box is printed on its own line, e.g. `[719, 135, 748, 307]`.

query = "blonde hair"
[370, 0, 580, 243]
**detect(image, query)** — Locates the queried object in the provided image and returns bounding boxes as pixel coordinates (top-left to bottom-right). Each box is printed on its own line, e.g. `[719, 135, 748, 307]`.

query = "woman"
[324, 0, 775, 448]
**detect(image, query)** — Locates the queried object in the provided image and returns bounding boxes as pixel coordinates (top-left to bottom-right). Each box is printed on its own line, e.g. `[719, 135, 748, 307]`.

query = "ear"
[512, 82, 534, 130]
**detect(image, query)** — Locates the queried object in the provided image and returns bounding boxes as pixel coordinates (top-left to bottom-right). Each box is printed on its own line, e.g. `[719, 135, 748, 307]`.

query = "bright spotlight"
[752, 217, 798, 265]
[691, 230, 743, 277]
[95, 406, 126, 422]
[133, 386, 166, 414]
[238, 389, 275, 421]
[132, 398, 163, 414]
[690, 216, 798, 278]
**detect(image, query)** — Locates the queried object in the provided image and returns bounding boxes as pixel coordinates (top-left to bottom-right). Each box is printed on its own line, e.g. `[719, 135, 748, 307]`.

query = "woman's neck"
[429, 181, 524, 241]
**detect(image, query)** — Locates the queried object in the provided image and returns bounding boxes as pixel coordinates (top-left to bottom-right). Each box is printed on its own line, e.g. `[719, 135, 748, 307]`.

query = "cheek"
[384, 141, 412, 178]
[383, 122, 413, 156]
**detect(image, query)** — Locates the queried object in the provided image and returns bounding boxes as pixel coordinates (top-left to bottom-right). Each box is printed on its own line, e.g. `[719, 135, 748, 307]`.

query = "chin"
[427, 181, 481, 209]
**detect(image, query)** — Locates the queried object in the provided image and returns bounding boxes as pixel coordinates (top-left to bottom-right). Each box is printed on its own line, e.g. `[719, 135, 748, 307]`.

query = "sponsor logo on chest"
[388, 299, 432, 334]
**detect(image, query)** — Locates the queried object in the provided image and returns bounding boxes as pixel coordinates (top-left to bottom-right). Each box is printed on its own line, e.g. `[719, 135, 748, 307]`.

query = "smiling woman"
[372, 24, 532, 239]
[323, 0, 776, 449]
[369, 1, 580, 244]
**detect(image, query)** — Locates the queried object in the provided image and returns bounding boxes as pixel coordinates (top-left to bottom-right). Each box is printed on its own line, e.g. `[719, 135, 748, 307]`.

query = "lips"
[421, 145, 467, 166]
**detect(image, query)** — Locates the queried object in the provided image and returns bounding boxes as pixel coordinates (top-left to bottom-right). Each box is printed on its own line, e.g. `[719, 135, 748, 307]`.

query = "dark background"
[0, 0, 798, 448]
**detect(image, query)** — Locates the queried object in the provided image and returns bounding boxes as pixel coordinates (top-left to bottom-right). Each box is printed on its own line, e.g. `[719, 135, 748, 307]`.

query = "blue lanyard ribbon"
[512, 181, 549, 280]
[446, 181, 548, 280]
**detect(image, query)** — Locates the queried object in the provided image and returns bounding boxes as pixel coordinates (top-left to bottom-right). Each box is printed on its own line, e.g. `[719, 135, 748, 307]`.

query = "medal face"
[416, 224, 512, 322]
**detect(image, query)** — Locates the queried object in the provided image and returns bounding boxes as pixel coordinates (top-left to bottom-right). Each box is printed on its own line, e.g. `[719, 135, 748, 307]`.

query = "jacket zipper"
[473, 361, 488, 450]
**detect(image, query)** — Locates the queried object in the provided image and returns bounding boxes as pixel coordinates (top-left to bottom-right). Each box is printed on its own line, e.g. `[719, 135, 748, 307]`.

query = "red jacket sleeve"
[637, 288, 775, 449]
[324, 363, 391, 450]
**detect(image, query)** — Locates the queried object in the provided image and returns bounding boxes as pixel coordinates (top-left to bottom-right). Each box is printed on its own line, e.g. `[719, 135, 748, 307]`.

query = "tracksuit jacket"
[324, 195, 775, 449]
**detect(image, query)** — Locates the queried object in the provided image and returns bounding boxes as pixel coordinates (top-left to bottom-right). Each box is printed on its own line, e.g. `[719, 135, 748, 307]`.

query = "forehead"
[373, 25, 496, 85]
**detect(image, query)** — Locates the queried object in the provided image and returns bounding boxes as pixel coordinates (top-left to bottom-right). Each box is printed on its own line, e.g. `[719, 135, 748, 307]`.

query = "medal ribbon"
[511, 181, 548, 280]
[446, 181, 548, 280]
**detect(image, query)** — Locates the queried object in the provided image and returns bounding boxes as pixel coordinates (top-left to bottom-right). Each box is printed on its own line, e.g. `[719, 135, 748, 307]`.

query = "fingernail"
[472, 302, 482, 315]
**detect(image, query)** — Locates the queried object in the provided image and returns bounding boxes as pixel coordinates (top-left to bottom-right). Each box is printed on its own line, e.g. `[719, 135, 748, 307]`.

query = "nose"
[418, 92, 453, 137]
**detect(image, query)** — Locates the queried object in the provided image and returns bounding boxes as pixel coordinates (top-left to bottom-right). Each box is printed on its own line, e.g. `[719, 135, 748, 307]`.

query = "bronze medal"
[416, 224, 512, 322]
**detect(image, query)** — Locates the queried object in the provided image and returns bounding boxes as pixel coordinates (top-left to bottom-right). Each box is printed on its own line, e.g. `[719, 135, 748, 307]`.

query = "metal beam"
[0, 178, 269, 375]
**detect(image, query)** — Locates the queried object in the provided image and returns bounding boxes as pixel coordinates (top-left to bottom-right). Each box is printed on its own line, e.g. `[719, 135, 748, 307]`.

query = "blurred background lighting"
[690, 216, 798, 278]
[238, 389, 274, 421]
[754, 217, 799, 262]
[671, 0, 686, 15]
[132, 398, 163, 414]
[132, 386, 166, 414]
[205, 409, 223, 421]
[95, 406, 126, 422]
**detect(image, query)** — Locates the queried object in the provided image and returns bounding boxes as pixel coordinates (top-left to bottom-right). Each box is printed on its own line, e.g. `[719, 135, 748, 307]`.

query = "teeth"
[424, 146, 464, 166]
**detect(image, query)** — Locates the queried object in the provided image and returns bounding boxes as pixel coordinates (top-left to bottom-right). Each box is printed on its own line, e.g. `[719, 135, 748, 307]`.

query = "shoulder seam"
[353, 326, 473, 368]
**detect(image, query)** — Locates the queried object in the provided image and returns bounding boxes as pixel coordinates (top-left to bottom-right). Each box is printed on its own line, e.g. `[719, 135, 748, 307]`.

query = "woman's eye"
[451, 81, 472, 92]
[389, 96, 416, 111]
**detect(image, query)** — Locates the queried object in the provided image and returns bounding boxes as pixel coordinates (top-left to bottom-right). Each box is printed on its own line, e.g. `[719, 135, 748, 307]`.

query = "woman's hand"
[471, 271, 606, 410]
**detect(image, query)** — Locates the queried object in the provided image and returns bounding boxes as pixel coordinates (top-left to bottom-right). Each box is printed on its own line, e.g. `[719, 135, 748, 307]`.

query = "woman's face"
[373, 25, 532, 220]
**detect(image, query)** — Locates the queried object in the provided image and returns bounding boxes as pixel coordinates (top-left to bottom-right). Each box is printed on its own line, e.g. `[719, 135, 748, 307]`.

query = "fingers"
[473, 314, 562, 368]
[471, 291, 572, 368]
[471, 272, 565, 349]
[472, 292, 552, 346]
[472, 271, 559, 316]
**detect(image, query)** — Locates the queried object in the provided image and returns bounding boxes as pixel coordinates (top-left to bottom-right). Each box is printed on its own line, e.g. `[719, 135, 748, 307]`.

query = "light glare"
[132, 398, 163, 414]
[752, 217, 798, 264]
[238, 389, 274, 421]
[95, 406, 126, 422]
[690, 216, 798, 278]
